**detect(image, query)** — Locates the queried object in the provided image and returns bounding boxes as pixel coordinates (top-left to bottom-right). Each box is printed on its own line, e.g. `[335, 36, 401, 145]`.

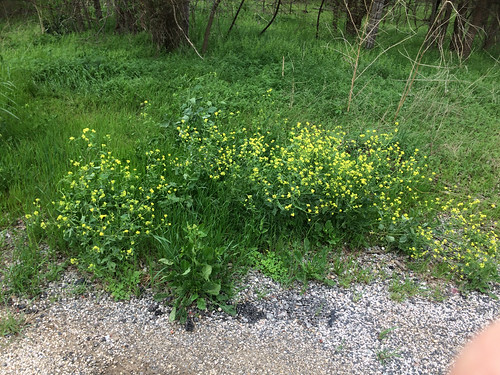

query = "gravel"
[1, 250, 499, 375]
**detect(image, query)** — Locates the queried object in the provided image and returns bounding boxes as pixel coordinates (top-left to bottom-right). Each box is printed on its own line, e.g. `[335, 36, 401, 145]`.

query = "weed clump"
[23, 98, 499, 320]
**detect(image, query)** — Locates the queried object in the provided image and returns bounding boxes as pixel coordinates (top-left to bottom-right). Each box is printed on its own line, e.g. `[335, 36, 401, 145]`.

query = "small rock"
[185, 317, 194, 332]
[74, 278, 86, 286]
[147, 303, 159, 313]
[154, 309, 164, 316]
[327, 310, 337, 327]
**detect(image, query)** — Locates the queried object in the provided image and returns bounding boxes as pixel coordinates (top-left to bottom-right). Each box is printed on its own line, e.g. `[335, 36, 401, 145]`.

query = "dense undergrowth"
[1, 5, 499, 321]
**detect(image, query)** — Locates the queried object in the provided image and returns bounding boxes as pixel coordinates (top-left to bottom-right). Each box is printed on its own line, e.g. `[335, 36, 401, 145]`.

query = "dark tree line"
[4, 0, 498, 56]
[26, 0, 189, 50]
[426, 0, 500, 58]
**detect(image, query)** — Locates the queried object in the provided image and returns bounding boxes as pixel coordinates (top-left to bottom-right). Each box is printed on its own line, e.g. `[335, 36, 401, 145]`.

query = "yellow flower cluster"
[174, 121, 426, 224]
[53, 129, 175, 270]
[409, 197, 498, 284]
[171, 115, 498, 288]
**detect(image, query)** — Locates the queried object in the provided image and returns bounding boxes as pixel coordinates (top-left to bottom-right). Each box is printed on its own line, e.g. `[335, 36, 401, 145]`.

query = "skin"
[449, 319, 500, 375]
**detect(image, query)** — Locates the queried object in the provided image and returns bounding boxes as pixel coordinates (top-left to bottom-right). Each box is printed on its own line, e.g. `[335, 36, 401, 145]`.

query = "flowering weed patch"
[25, 127, 240, 314]
[27, 129, 184, 298]
[169, 98, 499, 291]
[22, 98, 499, 317]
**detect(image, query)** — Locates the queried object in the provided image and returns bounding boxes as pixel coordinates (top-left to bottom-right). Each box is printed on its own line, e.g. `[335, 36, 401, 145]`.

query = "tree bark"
[425, 0, 452, 49]
[344, 0, 367, 36]
[482, 4, 500, 50]
[73, 0, 85, 31]
[316, 0, 326, 39]
[140, 0, 190, 50]
[202, 0, 222, 53]
[260, 0, 281, 35]
[227, 0, 246, 35]
[461, 0, 488, 58]
[364, 0, 385, 49]
[449, 0, 469, 53]
[436, 1, 452, 48]
[93, 0, 103, 21]
[429, 0, 442, 27]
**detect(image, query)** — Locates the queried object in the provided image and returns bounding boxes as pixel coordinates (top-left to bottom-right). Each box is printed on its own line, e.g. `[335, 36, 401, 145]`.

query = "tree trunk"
[344, 0, 367, 36]
[141, 0, 190, 51]
[114, 0, 137, 34]
[73, 0, 85, 31]
[428, 0, 442, 27]
[316, 0, 326, 39]
[482, 5, 500, 50]
[227, 0, 246, 34]
[93, 0, 103, 21]
[436, 1, 452, 48]
[332, 0, 341, 30]
[260, 0, 281, 35]
[202, 0, 222, 53]
[364, 0, 385, 49]
[449, 0, 469, 53]
[425, 0, 452, 49]
[461, 0, 488, 58]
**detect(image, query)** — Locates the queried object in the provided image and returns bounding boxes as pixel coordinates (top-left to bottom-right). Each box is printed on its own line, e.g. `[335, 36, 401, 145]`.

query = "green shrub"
[168, 97, 499, 290]
[23, 98, 499, 315]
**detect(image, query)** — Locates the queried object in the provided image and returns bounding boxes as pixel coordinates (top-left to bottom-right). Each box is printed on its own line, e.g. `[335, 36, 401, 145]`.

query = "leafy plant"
[389, 276, 424, 302]
[154, 224, 237, 322]
[250, 249, 289, 284]
[376, 348, 401, 365]
[378, 327, 396, 341]
[0, 312, 25, 337]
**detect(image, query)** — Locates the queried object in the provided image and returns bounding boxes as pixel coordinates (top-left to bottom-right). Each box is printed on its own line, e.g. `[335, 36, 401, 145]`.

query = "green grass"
[0, 5, 498, 315]
[0, 312, 25, 338]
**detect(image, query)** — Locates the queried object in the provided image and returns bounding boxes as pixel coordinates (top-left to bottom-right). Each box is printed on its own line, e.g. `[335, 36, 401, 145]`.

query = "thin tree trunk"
[429, 0, 442, 27]
[436, 2, 452, 48]
[365, 0, 385, 49]
[461, 0, 488, 58]
[425, 0, 451, 48]
[449, 0, 469, 53]
[73, 0, 85, 31]
[227, 0, 246, 34]
[93, 0, 103, 21]
[332, 0, 340, 30]
[482, 8, 500, 49]
[344, 0, 367, 36]
[260, 0, 281, 35]
[316, 0, 326, 39]
[202, 0, 222, 53]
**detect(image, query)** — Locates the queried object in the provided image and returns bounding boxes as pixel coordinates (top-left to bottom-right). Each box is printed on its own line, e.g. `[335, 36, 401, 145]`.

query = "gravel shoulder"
[1, 250, 499, 375]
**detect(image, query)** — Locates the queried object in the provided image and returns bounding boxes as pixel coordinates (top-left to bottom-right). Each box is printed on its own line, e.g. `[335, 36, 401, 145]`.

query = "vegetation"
[0, 0, 498, 322]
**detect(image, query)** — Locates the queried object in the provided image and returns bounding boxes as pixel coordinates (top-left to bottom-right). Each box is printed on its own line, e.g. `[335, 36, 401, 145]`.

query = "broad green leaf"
[201, 264, 212, 281]
[159, 258, 173, 266]
[304, 238, 310, 251]
[197, 298, 207, 310]
[187, 293, 198, 305]
[169, 306, 177, 322]
[203, 281, 221, 295]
